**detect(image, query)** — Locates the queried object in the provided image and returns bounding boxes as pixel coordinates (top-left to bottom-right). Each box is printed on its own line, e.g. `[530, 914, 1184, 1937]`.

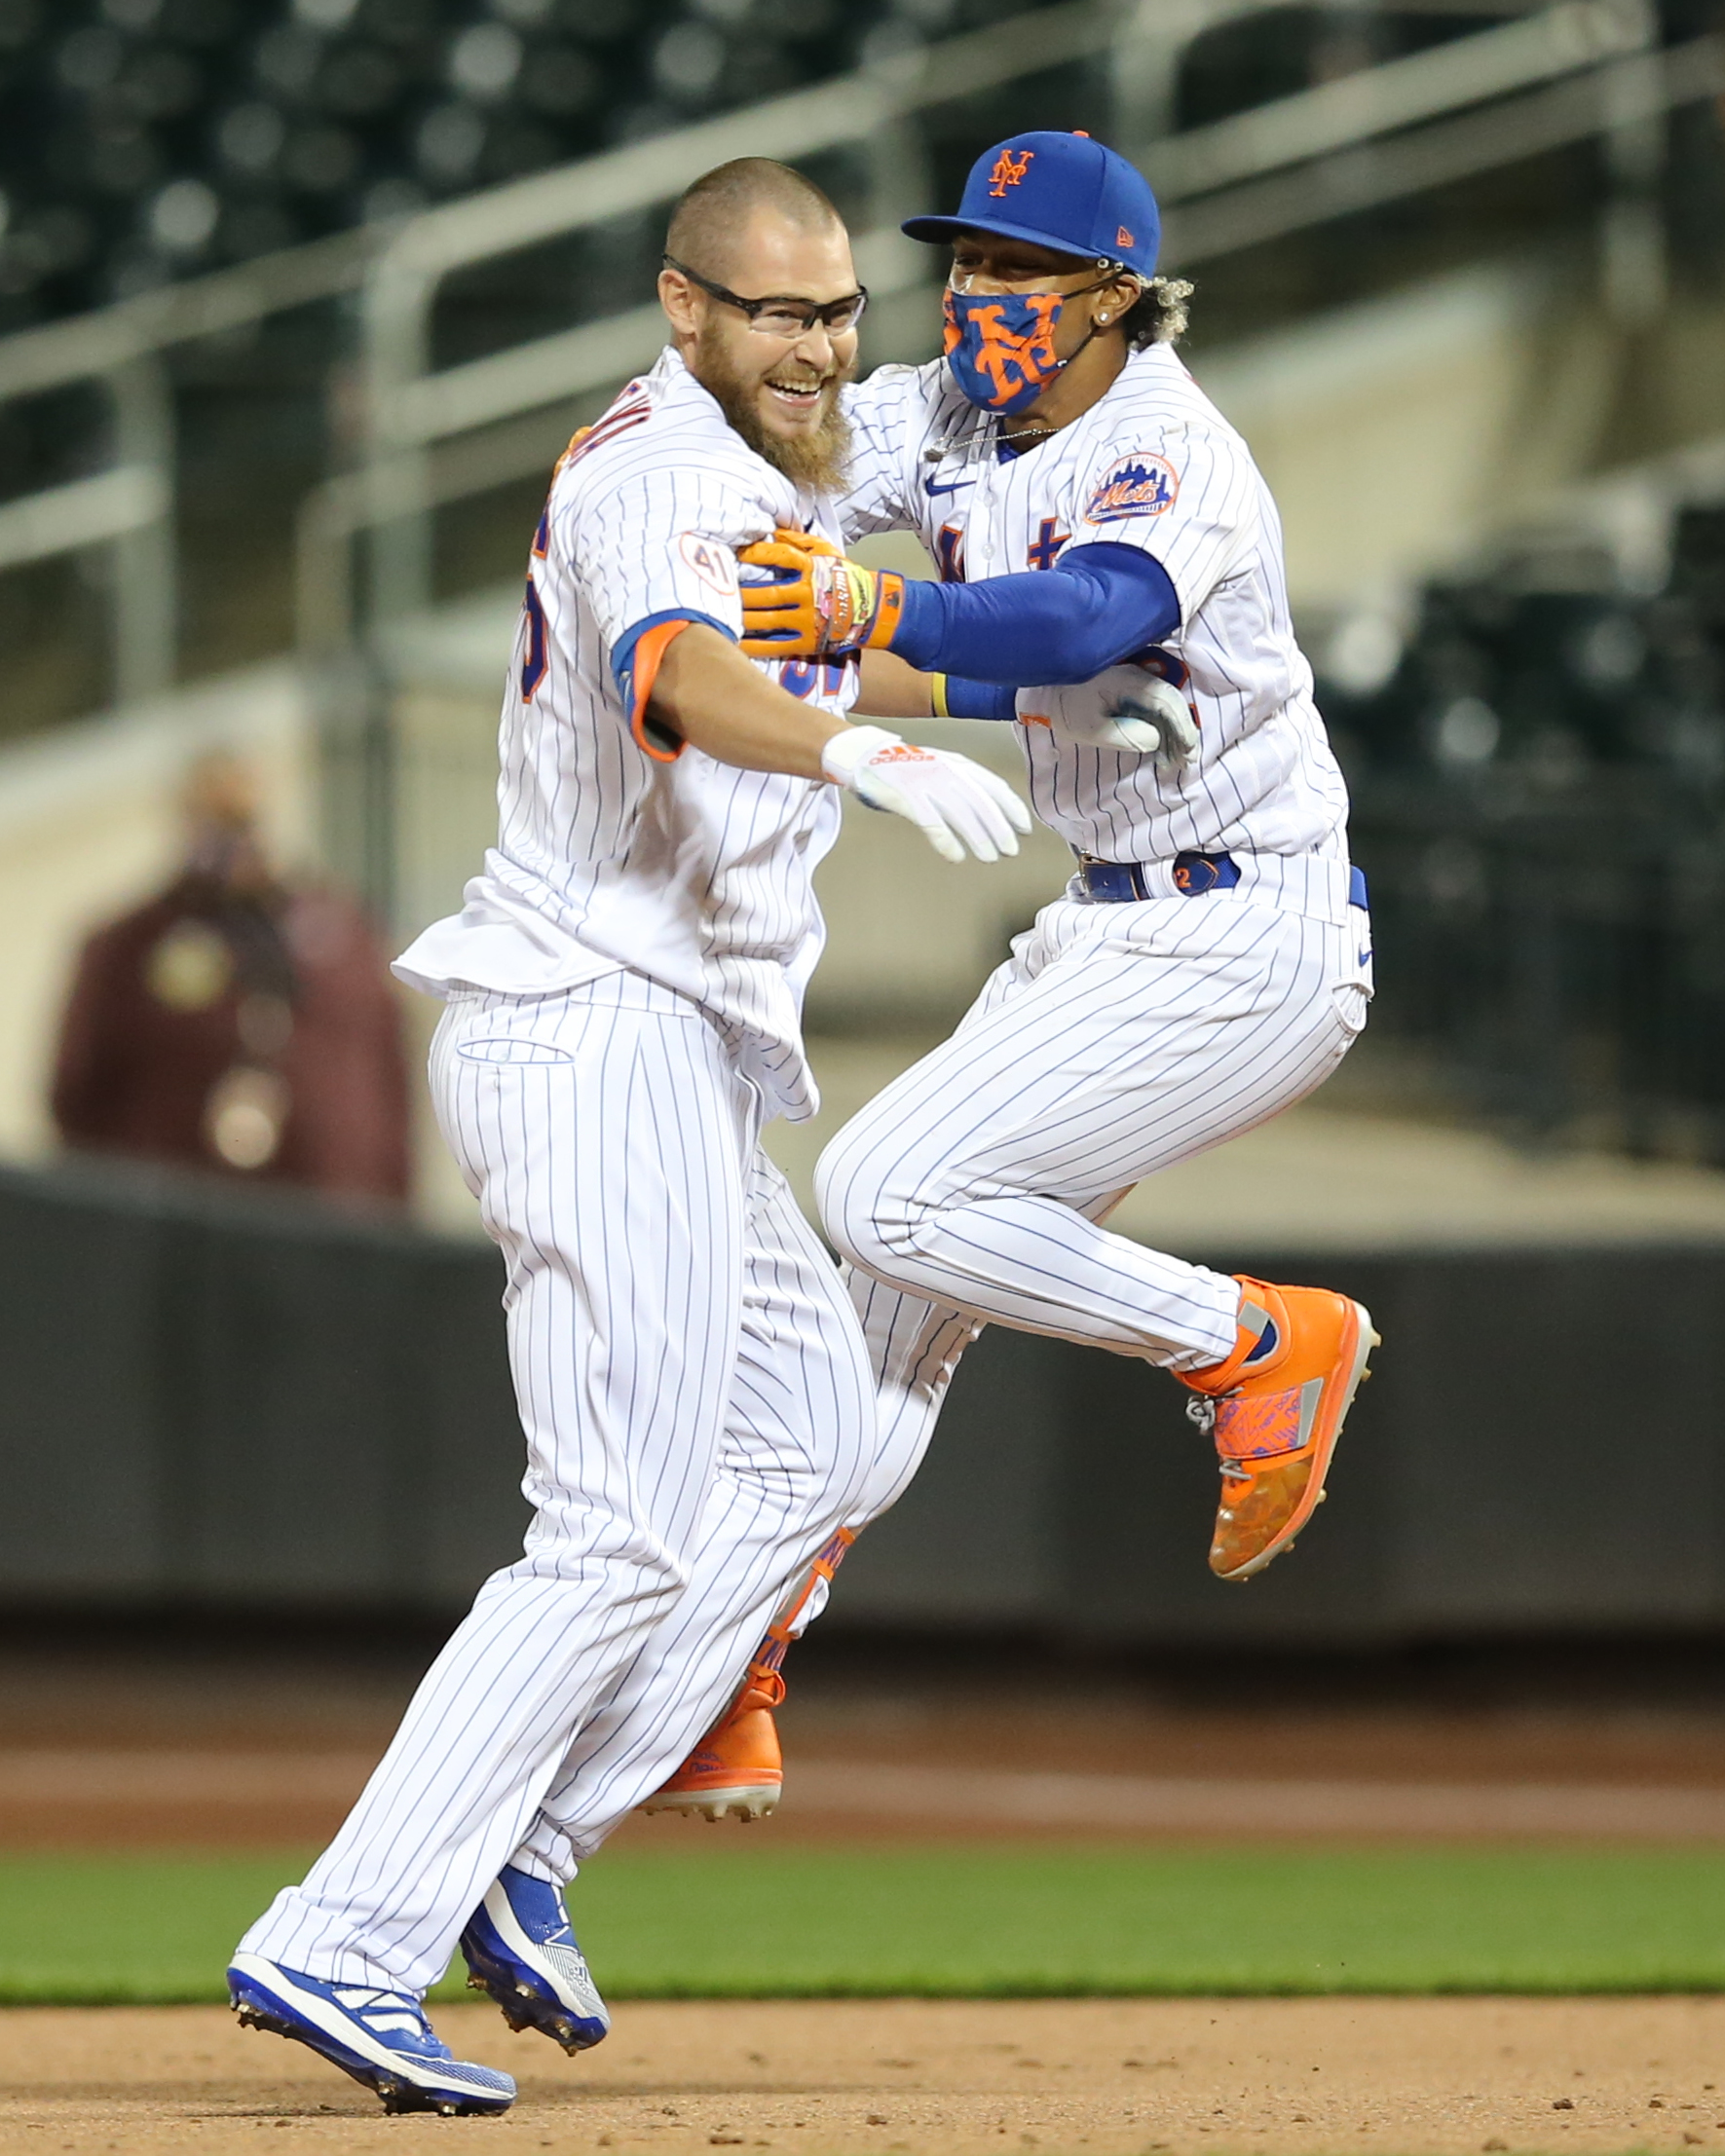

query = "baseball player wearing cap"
[652, 132, 1379, 1821]
[223, 158, 1028, 2116]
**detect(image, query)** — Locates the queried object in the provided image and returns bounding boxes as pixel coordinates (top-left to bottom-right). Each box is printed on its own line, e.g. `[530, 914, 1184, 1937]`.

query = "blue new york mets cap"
[901, 130, 1160, 279]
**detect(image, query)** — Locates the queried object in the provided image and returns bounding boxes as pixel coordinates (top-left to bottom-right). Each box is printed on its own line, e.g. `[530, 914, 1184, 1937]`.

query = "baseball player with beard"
[224, 158, 1027, 2118]
[645, 132, 1380, 1824]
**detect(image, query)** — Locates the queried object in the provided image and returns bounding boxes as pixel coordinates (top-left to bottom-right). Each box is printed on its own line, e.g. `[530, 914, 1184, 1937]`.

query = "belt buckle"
[1081, 858, 1144, 904]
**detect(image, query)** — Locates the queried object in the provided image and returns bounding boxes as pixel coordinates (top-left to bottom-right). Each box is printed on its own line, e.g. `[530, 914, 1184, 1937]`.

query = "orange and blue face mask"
[942, 287, 1066, 414]
[942, 274, 1119, 415]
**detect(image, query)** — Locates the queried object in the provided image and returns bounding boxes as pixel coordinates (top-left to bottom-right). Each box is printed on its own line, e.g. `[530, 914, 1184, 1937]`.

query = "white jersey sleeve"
[565, 468, 748, 651]
[559, 452, 763, 754]
[1068, 416, 1253, 626]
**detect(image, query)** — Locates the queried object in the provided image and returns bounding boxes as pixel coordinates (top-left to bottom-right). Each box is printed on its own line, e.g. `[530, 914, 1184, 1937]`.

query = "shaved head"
[666, 158, 844, 283]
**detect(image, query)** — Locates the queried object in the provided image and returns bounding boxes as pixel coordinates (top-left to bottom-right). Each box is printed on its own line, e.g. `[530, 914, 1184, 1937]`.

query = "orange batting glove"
[738, 528, 907, 660]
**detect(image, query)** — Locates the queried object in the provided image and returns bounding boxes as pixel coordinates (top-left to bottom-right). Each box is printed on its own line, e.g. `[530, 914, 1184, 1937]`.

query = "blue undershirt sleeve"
[888, 540, 1181, 684]
[942, 676, 1020, 721]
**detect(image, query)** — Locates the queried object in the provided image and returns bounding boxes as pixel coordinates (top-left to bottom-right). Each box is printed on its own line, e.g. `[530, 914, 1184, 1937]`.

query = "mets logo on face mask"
[1083, 453, 1180, 523]
[988, 147, 1034, 197]
[942, 289, 1062, 405]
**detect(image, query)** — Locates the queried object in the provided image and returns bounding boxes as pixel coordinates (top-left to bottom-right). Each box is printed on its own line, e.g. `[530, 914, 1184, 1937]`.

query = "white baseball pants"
[815, 890, 1369, 1498]
[242, 972, 894, 1995]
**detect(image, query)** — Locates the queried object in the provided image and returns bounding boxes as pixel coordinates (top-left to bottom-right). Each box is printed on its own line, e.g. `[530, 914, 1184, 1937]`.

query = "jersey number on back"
[520, 575, 547, 701]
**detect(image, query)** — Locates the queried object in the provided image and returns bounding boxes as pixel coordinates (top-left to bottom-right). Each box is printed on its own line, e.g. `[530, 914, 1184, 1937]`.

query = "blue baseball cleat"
[459, 1864, 612, 2055]
[227, 1952, 516, 2116]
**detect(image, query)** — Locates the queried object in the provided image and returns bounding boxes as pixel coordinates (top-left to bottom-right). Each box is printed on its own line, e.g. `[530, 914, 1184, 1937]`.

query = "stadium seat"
[2, 0, 1046, 329]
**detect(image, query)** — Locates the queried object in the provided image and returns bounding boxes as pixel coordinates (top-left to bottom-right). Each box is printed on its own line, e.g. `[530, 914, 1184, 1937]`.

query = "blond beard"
[694, 321, 853, 494]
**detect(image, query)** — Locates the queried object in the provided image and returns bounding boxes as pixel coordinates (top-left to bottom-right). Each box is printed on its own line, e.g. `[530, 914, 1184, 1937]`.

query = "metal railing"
[1151, 0, 1648, 194]
[333, 0, 1711, 650]
[0, 0, 1125, 710]
[293, 0, 1724, 914]
[0, 223, 382, 707]
[0, 0, 1697, 717]
[347, 0, 1128, 626]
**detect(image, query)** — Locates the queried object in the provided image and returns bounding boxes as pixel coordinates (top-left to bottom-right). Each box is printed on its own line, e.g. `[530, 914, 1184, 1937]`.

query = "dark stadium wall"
[1, 1155, 1721, 1645]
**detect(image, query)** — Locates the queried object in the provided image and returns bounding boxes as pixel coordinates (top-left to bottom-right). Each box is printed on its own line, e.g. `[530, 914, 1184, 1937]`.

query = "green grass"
[6, 1843, 1725, 2004]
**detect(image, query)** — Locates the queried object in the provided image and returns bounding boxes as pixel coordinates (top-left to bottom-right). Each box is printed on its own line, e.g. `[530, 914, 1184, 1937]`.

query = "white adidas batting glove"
[1017, 661, 1201, 774]
[821, 725, 1032, 865]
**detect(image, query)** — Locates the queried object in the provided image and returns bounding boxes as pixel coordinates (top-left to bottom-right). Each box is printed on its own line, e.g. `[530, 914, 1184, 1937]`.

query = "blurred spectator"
[51, 749, 409, 1203]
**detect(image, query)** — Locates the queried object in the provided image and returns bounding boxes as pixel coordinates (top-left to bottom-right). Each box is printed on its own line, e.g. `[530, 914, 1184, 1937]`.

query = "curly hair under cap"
[1121, 275, 1194, 349]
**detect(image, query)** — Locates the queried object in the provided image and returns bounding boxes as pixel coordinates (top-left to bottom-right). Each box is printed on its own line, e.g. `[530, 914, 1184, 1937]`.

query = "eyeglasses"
[662, 254, 868, 338]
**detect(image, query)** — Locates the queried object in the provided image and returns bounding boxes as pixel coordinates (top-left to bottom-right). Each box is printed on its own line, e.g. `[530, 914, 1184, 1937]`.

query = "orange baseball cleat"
[1178, 1276, 1378, 1582]
[641, 1527, 856, 1823]
[640, 1666, 785, 1823]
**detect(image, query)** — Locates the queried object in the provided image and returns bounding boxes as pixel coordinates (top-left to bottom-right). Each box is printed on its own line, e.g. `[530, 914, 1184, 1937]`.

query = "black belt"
[1078, 851, 1369, 909]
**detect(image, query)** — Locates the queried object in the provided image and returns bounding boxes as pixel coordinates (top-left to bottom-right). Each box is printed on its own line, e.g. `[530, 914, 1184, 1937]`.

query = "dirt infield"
[10, 1633, 1725, 1851]
[6, 1996, 1725, 2156]
[11, 1638, 1725, 2152]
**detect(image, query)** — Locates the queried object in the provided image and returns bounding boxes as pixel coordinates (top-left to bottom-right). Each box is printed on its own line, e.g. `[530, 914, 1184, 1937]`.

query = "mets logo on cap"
[1084, 453, 1180, 524]
[988, 146, 1033, 197]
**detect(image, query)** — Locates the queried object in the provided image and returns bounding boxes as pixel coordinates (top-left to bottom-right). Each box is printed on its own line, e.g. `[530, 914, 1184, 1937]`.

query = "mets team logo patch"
[1084, 454, 1180, 523]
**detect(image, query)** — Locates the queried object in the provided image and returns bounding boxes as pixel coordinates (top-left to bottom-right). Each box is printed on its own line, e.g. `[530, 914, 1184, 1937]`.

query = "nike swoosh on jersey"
[923, 475, 976, 497]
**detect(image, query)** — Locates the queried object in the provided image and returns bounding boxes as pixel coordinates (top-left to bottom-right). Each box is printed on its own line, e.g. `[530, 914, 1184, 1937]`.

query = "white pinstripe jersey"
[839, 341, 1350, 868]
[395, 346, 858, 1121]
